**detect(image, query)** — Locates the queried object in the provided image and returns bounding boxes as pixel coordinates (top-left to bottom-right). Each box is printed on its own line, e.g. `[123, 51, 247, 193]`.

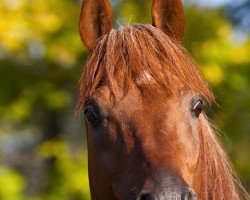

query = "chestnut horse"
[77, 0, 249, 199]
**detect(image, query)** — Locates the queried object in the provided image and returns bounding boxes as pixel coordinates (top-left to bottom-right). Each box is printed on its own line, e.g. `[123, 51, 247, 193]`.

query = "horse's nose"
[137, 169, 198, 200]
[138, 186, 198, 200]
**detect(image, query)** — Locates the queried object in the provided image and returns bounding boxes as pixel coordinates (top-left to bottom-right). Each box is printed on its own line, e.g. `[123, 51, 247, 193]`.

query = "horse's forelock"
[76, 24, 214, 111]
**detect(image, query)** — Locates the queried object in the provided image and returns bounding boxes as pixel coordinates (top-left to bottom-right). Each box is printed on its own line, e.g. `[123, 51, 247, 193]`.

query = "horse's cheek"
[178, 121, 200, 187]
[98, 151, 117, 177]
[87, 127, 114, 170]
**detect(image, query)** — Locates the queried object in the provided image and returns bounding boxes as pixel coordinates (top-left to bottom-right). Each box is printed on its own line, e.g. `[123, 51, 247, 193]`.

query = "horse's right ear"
[151, 0, 185, 42]
[79, 0, 113, 49]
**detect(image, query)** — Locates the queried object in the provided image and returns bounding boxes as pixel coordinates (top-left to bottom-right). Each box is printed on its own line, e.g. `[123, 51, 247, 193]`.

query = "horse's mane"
[199, 116, 249, 199]
[76, 24, 249, 199]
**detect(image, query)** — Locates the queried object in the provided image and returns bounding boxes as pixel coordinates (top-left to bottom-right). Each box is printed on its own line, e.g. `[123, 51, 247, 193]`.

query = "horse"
[76, 0, 249, 199]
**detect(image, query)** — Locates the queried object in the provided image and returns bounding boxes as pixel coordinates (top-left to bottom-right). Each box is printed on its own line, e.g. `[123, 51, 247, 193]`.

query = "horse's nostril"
[139, 193, 153, 200]
[182, 187, 198, 200]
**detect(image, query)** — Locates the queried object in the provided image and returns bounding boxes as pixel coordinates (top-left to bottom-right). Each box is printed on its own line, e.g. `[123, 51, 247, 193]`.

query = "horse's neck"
[195, 116, 240, 200]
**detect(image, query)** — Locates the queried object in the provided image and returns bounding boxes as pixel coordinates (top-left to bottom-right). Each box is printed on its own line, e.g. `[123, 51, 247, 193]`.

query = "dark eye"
[191, 98, 203, 118]
[84, 105, 101, 125]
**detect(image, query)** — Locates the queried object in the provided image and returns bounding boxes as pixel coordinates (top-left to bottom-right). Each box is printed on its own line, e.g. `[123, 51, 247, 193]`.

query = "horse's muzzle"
[137, 170, 198, 200]
[138, 187, 197, 200]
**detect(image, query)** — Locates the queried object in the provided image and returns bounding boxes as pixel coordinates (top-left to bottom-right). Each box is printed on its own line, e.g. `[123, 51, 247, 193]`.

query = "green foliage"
[0, 0, 249, 199]
[32, 140, 90, 200]
[0, 167, 25, 200]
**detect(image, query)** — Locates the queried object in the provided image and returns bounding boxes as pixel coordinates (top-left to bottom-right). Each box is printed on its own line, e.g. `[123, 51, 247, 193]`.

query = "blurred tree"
[0, 0, 89, 199]
[0, 0, 249, 199]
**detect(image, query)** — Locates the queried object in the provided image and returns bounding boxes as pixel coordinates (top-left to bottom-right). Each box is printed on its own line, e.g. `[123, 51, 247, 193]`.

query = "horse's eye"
[84, 106, 100, 125]
[191, 98, 203, 118]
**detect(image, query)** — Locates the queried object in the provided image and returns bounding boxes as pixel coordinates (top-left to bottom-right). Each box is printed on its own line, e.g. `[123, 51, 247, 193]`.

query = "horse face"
[78, 0, 203, 199]
[84, 80, 200, 200]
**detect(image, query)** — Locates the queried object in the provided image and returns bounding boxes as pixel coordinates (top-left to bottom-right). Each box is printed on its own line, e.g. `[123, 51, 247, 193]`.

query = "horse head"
[77, 1, 245, 199]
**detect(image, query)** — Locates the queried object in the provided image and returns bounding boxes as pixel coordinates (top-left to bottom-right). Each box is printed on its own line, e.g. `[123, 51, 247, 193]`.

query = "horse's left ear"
[151, 0, 185, 42]
[79, 0, 113, 49]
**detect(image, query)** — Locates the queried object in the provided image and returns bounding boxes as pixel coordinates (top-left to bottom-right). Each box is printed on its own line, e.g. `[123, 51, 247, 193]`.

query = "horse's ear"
[79, 0, 113, 49]
[151, 0, 185, 42]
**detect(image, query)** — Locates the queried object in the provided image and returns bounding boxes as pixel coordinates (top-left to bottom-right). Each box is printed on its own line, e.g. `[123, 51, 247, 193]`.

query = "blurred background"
[0, 0, 249, 199]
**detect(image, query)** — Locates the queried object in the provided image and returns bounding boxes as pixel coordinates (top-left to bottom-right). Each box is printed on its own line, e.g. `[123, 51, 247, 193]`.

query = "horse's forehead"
[93, 76, 184, 108]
